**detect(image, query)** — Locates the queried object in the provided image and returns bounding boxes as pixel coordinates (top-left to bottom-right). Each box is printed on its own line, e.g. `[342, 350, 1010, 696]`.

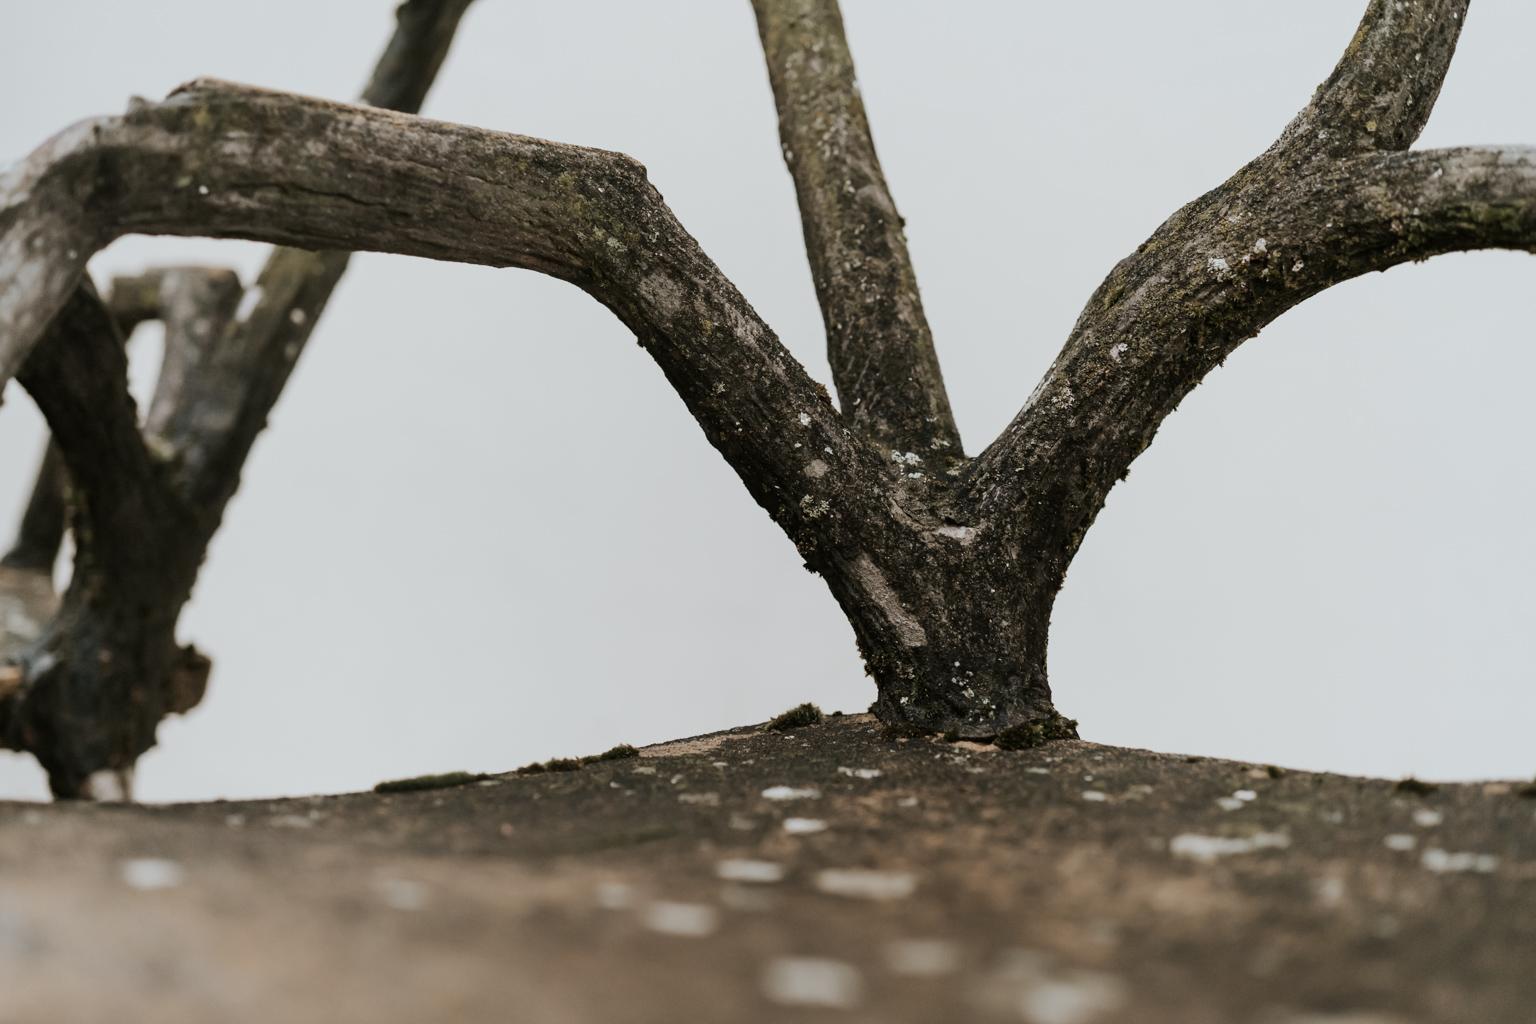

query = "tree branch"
[969, 144, 1536, 575]
[13, 283, 190, 589]
[0, 0, 477, 794]
[751, 0, 962, 459]
[162, 0, 475, 512]
[1272, 0, 1469, 162]
[362, 0, 476, 112]
[0, 81, 892, 553]
[966, 0, 1483, 575]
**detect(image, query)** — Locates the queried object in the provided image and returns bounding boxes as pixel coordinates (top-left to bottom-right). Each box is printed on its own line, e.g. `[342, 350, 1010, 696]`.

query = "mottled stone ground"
[2, 714, 1532, 1023]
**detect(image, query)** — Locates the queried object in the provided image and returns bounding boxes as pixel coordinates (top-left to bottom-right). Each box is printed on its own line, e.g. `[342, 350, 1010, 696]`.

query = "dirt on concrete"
[2, 713, 1533, 1023]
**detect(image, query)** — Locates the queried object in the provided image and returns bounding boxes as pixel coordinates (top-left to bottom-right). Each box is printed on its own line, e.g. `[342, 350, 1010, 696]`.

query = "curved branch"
[970, 145, 1536, 571]
[968, 0, 1480, 575]
[752, 0, 962, 459]
[0, 0, 476, 795]
[0, 81, 890, 552]
[1272, 0, 1469, 162]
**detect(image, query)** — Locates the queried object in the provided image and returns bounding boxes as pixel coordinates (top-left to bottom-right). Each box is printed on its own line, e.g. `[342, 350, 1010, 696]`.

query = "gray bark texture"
[0, 0, 1532, 791]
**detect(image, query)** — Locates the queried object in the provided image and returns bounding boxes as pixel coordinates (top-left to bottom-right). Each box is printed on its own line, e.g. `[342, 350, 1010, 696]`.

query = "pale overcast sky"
[2, 1, 1534, 801]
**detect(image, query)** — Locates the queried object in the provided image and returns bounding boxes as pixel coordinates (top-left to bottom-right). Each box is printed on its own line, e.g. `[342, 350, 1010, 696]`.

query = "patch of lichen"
[993, 712, 1080, 751]
[515, 757, 583, 776]
[583, 744, 639, 764]
[514, 743, 639, 776]
[374, 770, 488, 794]
[765, 702, 823, 732]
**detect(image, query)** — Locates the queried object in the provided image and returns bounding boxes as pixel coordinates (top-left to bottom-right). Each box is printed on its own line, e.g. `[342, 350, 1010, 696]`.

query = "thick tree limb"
[752, 0, 962, 459]
[1273, 0, 1469, 161]
[14, 283, 192, 591]
[968, 145, 1536, 574]
[0, 82, 891, 552]
[0, 0, 476, 795]
[968, 0, 1484, 569]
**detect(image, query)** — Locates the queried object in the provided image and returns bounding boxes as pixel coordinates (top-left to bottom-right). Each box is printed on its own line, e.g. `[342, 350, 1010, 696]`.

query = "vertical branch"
[165, 0, 476, 513]
[752, 0, 962, 459]
[1, 443, 66, 574]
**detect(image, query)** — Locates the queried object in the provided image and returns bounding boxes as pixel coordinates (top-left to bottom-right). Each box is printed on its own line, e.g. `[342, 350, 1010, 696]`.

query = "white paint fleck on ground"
[884, 938, 961, 977]
[761, 785, 821, 801]
[374, 878, 428, 911]
[268, 813, 316, 829]
[120, 858, 184, 891]
[782, 817, 827, 835]
[1275, 1013, 1415, 1023]
[641, 901, 719, 938]
[1081, 790, 1108, 803]
[814, 868, 917, 901]
[1169, 832, 1290, 864]
[1412, 808, 1444, 828]
[1383, 834, 1417, 852]
[837, 767, 882, 779]
[761, 956, 864, 1009]
[593, 882, 636, 910]
[1314, 875, 1347, 909]
[715, 859, 785, 884]
[1020, 974, 1127, 1024]
[983, 951, 1126, 1024]
[1421, 849, 1498, 874]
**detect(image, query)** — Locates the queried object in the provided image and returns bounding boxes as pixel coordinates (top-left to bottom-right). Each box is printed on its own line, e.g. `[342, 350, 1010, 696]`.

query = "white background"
[1, 1, 1533, 801]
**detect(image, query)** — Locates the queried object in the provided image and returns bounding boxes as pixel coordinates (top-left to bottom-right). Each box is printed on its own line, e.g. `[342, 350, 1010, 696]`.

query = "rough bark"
[5, 284, 204, 794]
[752, 0, 962, 460]
[0, 0, 474, 794]
[2, 0, 1533, 775]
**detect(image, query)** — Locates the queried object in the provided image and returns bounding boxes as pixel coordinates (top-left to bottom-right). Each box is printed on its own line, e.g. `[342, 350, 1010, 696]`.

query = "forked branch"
[965, 1, 1524, 579]
[0, 80, 894, 564]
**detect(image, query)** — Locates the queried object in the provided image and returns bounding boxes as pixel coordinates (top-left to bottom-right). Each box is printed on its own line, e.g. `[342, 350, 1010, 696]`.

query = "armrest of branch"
[0, 81, 887, 547]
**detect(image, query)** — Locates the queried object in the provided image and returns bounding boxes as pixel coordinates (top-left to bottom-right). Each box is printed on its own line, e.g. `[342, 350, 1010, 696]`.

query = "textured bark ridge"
[1, 0, 1534, 788]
